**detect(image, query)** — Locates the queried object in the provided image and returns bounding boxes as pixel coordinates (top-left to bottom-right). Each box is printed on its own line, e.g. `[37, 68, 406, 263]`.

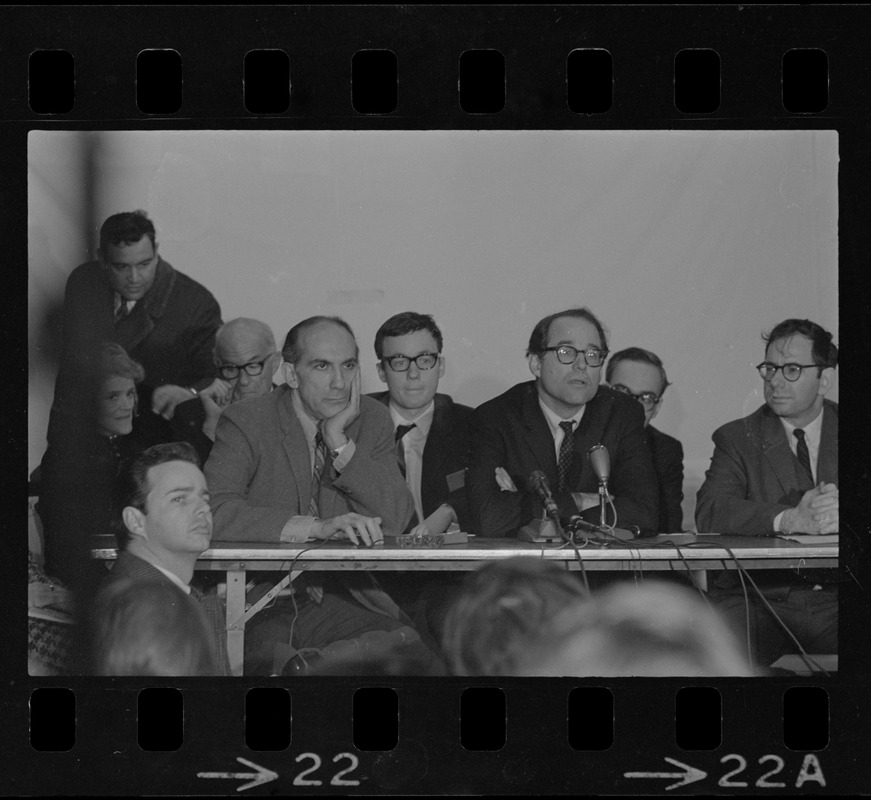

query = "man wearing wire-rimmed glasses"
[696, 318, 838, 668]
[466, 306, 659, 539]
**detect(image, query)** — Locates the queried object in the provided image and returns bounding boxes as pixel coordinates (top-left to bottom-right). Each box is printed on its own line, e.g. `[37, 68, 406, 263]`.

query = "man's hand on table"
[313, 513, 383, 546]
[780, 482, 839, 535]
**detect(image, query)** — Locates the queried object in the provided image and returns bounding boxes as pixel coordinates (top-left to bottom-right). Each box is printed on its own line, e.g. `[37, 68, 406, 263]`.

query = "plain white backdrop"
[28, 129, 838, 529]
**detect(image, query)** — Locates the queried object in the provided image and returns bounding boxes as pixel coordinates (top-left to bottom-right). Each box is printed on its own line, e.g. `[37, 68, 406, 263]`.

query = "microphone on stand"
[588, 444, 610, 528]
[527, 470, 560, 520]
[517, 470, 566, 543]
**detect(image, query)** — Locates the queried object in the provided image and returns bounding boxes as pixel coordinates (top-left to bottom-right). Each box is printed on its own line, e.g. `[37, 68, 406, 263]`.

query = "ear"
[152, 242, 160, 258]
[282, 361, 299, 388]
[647, 400, 661, 423]
[376, 362, 388, 384]
[438, 356, 446, 380]
[266, 352, 282, 381]
[528, 353, 542, 379]
[818, 366, 836, 396]
[122, 506, 147, 540]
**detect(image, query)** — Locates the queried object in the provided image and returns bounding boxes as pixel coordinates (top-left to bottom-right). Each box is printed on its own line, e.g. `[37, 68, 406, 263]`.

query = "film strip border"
[14, 682, 850, 794]
[3, 5, 870, 124]
[7, 4, 871, 796]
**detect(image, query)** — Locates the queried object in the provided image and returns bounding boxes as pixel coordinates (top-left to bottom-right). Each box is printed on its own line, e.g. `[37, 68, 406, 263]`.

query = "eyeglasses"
[755, 362, 822, 382]
[611, 383, 660, 411]
[382, 353, 440, 372]
[541, 346, 609, 367]
[217, 359, 270, 380]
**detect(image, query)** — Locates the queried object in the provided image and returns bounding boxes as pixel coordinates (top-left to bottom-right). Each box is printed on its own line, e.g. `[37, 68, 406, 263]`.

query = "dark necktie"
[394, 423, 416, 479]
[114, 301, 130, 324]
[793, 428, 814, 485]
[309, 427, 328, 518]
[557, 420, 575, 492]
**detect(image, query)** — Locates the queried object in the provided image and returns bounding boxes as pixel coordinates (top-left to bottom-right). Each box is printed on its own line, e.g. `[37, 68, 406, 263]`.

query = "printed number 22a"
[719, 754, 824, 789]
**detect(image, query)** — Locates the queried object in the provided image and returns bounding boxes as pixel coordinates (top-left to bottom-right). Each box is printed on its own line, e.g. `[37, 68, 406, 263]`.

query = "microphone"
[588, 444, 610, 486]
[528, 470, 560, 519]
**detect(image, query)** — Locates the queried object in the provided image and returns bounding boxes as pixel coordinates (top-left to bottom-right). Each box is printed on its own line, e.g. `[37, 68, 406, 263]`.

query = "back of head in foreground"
[516, 580, 757, 677]
[92, 577, 218, 677]
[441, 557, 590, 676]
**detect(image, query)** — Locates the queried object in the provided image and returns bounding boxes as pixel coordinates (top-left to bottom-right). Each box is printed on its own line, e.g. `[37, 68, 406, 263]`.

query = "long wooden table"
[92, 533, 838, 676]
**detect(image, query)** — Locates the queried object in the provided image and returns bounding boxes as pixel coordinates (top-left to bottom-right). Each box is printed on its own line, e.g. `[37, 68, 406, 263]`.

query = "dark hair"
[92, 578, 217, 676]
[99, 210, 156, 253]
[526, 307, 609, 357]
[763, 319, 838, 368]
[281, 316, 357, 364]
[605, 346, 671, 396]
[441, 558, 590, 676]
[373, 311, 444, 359]
[113, 442, 201, 549]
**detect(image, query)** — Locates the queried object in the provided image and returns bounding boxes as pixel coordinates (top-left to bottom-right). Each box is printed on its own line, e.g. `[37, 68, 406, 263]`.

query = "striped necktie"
[309, 427, 328, 518]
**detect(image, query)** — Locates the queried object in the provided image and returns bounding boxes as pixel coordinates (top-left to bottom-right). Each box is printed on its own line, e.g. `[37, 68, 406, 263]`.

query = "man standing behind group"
[606, 347, 684, 532]
[695, 318, 838, 666]
[467, 307, 658, 538]
[172, 317, 282, 462]
[370, 312, 473, 536]
[50, 210, 222, 446]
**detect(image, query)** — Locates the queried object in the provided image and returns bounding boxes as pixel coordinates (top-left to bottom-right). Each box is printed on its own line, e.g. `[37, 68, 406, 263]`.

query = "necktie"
[557, 420, 575, 492]
[793, 428, 814, 485]
[309, 427, 328, 518]
[114, 301, 130, 324]
[394, 423, 416, 479]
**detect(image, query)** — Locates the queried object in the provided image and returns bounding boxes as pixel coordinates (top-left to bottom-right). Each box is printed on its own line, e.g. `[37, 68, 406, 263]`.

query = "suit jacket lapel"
[277, 386, 311, 514]
[817, 402, 838, 484]
[115, 259, 176, 352]
[520, 386, 560, 485]
[759, 408, 804, 496]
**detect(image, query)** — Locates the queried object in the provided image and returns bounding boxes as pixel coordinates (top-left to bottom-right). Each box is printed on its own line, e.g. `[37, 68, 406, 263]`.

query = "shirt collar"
[388, 399, 435, 437]
[290, 388, 320, 443]
[778, 405, 824, 442]
[538, 396, 586, 436]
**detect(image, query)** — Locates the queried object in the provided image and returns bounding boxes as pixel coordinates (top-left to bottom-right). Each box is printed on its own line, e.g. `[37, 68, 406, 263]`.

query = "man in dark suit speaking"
[695, 318, 838, 666]
[466, 307, 658, 538]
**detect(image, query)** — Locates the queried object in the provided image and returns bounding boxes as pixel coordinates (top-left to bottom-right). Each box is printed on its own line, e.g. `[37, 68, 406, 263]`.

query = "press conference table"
[92, 533, 838, 676]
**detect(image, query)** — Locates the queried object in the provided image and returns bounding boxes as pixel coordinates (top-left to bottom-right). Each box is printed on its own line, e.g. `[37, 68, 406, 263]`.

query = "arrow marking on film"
[624, 757, 707, 790]
[198, 757, 279, 792]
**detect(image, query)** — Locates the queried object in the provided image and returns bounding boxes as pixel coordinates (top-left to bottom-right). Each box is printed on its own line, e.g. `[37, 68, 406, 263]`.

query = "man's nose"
[238, 369, 252, 385]
[407, 362, 420, 379]
[330, 367, 346, 388]
[572, 355, 589, 371]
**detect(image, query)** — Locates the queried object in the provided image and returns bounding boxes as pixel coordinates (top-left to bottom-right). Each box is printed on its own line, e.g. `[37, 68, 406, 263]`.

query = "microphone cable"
[683, 541, 831, 677]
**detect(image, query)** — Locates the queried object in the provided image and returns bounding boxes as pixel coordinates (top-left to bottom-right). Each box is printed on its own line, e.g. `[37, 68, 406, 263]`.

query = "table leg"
[226, 569, 246, 677]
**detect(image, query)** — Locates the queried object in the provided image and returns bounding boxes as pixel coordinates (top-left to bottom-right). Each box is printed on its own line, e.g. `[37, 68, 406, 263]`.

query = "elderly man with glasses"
[606, 347, 685, 532]
[466, 307, 659, 539]
[695, 318, 839, 668]
[171, 317, 283, 462]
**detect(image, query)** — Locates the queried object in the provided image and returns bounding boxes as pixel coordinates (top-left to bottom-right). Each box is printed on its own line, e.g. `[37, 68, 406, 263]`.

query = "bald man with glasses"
[172, 318, 282, 462]
[695, 318, 839, 667]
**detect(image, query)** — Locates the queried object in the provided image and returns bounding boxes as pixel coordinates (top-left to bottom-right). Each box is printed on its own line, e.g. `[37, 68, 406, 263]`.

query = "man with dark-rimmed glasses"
[466, 307, 659, 538]
[171, 317, 282, 461]
[606, 347, 685, 532]
[696, 318, 838, 668]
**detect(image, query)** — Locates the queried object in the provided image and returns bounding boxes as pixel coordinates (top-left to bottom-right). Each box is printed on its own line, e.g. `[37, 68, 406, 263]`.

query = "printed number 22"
[293, 752, 360, 787]
[719, 754, 787, 788]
